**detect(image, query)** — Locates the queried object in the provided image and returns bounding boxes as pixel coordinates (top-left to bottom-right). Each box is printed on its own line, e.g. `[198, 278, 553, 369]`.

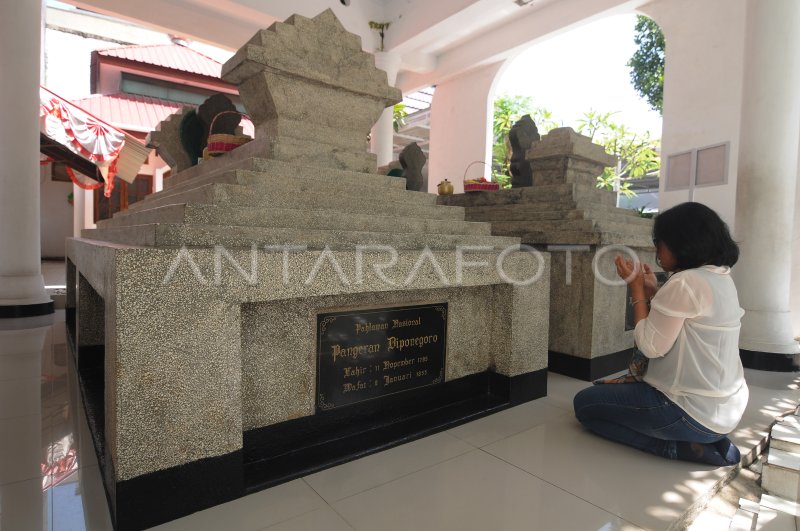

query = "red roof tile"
[96, 44, 223, 78]
[71, 93, 254, 137]
[71, 93, 189, 131]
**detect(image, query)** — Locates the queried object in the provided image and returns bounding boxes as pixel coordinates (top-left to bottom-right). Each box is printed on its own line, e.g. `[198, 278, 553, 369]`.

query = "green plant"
[576, 110, 660, 197]
[628, 15, 665, 114]
[393, 103, 408, 132]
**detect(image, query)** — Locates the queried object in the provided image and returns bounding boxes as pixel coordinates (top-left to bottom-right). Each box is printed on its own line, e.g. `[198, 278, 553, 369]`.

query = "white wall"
[641, 0, 746, 230]
[793, 158, 800, 338]
[427, 61, 504, 193]
[39, 168, 73, 259]
[43, 7, 171, 99]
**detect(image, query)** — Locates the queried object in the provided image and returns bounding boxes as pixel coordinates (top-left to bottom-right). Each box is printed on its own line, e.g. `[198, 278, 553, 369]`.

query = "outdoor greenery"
[575, 110, 660, 197]
[491, 95, 660, 195]
[393, 103, 409, 132]
[627, 15, 665, 114]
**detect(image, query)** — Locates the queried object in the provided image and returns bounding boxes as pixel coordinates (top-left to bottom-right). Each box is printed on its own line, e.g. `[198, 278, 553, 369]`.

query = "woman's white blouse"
[635, 265, 748, 434]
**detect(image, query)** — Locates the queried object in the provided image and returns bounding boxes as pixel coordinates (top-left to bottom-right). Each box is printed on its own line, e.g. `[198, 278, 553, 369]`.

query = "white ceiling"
[65, 0, 647, 93]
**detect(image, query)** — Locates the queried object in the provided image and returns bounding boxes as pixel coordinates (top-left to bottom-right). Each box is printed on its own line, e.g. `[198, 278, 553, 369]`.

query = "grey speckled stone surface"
[66, 238, 550, 480]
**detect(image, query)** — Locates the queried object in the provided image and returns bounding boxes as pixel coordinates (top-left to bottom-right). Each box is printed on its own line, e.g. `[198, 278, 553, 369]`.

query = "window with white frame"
[665, 142, 729, 192]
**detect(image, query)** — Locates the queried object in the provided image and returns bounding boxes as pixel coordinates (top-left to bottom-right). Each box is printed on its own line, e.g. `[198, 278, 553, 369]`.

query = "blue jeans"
[573, 382, 740, 466]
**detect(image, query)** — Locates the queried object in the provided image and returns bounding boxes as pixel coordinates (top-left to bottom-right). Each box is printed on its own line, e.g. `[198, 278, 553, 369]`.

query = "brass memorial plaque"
[316, 304, 448, 410]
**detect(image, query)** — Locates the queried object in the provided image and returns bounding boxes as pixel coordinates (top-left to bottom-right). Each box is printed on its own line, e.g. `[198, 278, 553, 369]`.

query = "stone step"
[439, 184, 576, 208]
[593, 218, 655, 235]
[98, 203, 492, 236]
[762, 448, 800, 502]
[121, 183, 467, 222]
[490, 219, 596, 234]
[138, 169, 434, 212]
[488, 218, 653, 238]
[497, 228, 653, 247]
[462, 205, 653, 228]
[165, 156, 407, 191]
[463, 200, 579, 221]
[771, 416, 800, 454]
[82, 224, 521, 250]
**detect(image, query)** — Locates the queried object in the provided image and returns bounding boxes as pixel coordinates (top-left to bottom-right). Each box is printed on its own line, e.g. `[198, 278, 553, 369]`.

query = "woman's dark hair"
[652, 202, 739, 269]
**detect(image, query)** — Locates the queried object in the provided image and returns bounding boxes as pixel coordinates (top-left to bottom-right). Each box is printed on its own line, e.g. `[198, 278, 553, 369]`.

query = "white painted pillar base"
[370, 52, 401, 168]
[734, 0, 800, 356]
[0, 0, 51, 312]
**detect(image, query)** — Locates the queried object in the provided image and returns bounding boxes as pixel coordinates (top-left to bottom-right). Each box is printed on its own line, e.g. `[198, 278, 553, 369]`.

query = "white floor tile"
[332, 449, 642, 531]
[304, 431, 473, 503]
[743, 369, 800, 424]
[0, 350, 44, 383]
[0, 475, 52, 531]
[0, 378, 46, 419]
[755, 506, 797, 531]
[446, 397, 569, 447]
[545, 372, 592, 412]
[687, 508, 736, 530]
[483, 416, 728, 531]
[261, 506, 354, 531]
[728, 419, 771, 458]
[150, 479, 327, 531]
[0, 414, 50, 486]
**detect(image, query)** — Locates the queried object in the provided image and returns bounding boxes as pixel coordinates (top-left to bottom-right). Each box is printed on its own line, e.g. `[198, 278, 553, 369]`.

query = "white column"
[0, 0, 51, 312]
[734, 0, 800, 355]
[370, 52, 402, 168]
[428, 61, 504, 194]
[0, 323, 50, 530]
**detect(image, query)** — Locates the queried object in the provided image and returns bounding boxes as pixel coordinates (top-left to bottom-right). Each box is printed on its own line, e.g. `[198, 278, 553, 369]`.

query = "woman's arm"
[615, 256, 649, 325]
[643, 263, 659, 300]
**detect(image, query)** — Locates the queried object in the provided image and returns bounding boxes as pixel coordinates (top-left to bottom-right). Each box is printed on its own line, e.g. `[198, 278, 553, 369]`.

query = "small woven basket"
[462, 161, 499, 192]
[206, 111, 251, 156]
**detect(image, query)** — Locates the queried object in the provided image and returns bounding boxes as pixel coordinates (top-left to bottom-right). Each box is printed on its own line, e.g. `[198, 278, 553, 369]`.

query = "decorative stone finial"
[222, 9, 402, 172]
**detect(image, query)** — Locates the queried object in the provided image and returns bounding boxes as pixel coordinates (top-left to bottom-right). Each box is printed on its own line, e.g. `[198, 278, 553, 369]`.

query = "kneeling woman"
[573, 202, 747, 466]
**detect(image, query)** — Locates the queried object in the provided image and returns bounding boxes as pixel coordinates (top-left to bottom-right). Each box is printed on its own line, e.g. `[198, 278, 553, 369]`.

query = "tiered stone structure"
[65, 10, 550, 531]
[440, 127, 655, 381]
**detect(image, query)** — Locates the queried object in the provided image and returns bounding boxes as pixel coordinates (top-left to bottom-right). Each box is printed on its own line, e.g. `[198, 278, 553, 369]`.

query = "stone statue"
[146, 107, 195, 173]
[399, 142, 426, 191]
[509, 114, 539, 188]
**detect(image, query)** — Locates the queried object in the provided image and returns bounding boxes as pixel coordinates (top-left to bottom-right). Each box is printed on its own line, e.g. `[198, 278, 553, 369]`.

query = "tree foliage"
[627, 15, 665, 114]
[575, 110, 660, 197]
[393, 103, 408, 132]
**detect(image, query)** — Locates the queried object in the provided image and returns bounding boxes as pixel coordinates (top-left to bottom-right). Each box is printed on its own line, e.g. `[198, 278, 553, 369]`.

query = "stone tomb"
[65, 11, 550, 531]
[440, 127, 656, 381]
